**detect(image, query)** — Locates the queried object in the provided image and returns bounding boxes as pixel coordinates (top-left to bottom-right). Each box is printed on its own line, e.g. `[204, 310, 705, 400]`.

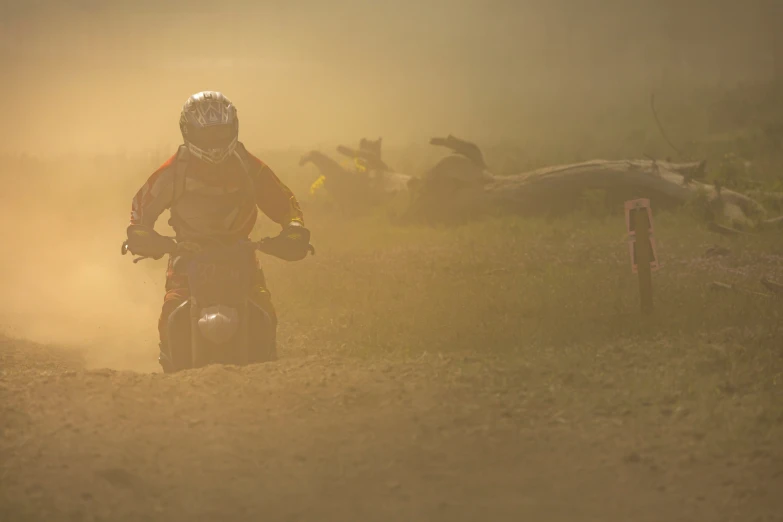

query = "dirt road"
[2, 336, 781, 522]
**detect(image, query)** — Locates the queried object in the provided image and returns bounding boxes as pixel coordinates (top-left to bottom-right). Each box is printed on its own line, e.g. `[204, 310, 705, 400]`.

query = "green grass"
[271, 210, 783, 362]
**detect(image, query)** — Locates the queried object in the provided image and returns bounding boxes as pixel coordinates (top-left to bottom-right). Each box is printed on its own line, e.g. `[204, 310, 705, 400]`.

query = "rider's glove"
[123, 225, 176, 260]
[264, 222, 312, 261]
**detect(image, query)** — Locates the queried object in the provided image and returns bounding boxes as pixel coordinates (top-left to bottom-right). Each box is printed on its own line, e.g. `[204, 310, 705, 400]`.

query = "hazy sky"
[2, 0, 780, 153]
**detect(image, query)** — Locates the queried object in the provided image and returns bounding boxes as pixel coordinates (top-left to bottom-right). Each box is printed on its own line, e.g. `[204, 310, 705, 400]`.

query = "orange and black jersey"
[130, 143, 303, 240]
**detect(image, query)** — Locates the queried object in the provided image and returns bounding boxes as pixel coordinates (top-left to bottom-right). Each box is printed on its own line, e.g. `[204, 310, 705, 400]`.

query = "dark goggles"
[187, 124, 237, 150]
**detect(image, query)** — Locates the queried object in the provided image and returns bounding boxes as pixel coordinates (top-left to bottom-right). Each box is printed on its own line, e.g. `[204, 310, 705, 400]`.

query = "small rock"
[623, 452, 641, 463]
[705, 246, 731, 258]
[97, 468, 140, 489]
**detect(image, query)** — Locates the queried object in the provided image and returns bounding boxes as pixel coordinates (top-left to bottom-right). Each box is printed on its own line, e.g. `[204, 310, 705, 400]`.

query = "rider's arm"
[245, 152, 304, 228]
[129, 154, 177, 227]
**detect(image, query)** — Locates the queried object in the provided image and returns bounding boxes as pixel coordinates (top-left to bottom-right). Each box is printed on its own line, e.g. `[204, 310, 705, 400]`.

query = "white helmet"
[179, 91, 239, 164]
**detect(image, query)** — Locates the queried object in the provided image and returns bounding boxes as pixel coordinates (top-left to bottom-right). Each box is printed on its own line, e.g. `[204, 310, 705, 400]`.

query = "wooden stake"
[633, 208, 654, 313]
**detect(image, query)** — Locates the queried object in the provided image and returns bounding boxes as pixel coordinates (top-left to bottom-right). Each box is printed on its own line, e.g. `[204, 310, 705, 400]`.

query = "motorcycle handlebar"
[255, 237, 316, 257]
[122, 237, 314, 263]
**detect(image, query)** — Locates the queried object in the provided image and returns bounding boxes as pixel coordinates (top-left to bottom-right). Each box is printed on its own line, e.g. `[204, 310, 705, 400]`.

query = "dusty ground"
[2, 155, 783, 520]
[2, 315, 782, 521]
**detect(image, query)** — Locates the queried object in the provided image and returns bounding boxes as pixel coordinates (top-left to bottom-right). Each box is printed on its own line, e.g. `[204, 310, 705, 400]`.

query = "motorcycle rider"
[123, 91, 311, 372]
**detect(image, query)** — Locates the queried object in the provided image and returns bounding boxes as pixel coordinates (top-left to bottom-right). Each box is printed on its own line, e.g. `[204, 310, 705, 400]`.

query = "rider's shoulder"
[147, 147, 183, 180]
[235, 142, 270, 172]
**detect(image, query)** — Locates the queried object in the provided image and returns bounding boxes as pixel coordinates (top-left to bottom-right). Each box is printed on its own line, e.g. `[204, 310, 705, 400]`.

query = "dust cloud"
[2, 0, 781, 154]
[0, 158, 166, 370]
[0, 0, 780, 370]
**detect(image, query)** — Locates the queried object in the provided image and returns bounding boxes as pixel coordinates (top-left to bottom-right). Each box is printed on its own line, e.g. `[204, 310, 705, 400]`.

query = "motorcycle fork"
[190, 296, 205, 369]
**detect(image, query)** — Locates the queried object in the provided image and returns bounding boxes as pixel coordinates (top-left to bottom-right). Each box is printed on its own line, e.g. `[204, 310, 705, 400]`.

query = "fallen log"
[487, 160, 762, 220]
[303, 135, 771, 227]
[299, 150, 357, 195]
[405, 138, 767, 226]
[707, 222, 751, 236]
[429, 135, 487, 169]
[300, 150, 412, 209]
[336, 145, 391, 172]
[759, 215, 783, 229]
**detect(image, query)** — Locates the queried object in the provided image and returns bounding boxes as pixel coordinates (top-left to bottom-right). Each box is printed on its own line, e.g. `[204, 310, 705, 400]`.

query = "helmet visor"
[187, 124, 237, 150]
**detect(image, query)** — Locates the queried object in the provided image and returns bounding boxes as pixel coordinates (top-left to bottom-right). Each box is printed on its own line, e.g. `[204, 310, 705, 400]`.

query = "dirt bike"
[122, 226, 313, 372]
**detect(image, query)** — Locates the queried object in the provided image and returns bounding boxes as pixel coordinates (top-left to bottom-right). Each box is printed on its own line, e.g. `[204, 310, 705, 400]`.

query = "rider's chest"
[171, 170, 256, 231]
